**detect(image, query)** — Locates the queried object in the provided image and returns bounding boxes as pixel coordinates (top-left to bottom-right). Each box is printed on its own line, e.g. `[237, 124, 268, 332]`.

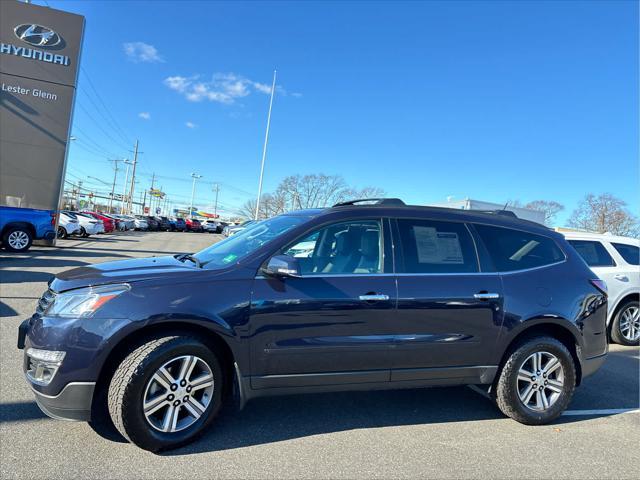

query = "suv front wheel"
[108, 335, 224, 452]
[494, 336, 576, 425]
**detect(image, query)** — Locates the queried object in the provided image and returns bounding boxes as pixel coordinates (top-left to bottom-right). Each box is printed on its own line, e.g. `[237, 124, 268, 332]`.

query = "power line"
[79, 67, 133, 146]
[76, 102, 131, 151]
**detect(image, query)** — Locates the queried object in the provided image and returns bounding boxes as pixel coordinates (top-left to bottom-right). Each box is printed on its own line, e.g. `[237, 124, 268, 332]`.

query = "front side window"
[567, 240, 616, 267]
[612, 242, 640, 266]
[395, 219, 478, 273]
[475, 224, 564, 272]
[283, 220, 383, 275]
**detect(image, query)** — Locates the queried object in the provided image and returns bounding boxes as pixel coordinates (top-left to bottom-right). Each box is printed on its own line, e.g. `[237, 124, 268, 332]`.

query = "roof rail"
[475, 210, 519, 219]
[332, 198, 406, 207]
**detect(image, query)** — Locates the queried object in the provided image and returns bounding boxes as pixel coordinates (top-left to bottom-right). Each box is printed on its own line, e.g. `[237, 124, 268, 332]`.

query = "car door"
[390, 218, 504, 382]
[248, 218, 397, 389]
[605, 240, 640, 310]
[566, 239, 621, 315]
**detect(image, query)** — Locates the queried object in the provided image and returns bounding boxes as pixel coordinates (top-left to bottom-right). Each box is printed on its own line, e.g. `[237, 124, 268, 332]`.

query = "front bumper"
[32, 381, 95, 421]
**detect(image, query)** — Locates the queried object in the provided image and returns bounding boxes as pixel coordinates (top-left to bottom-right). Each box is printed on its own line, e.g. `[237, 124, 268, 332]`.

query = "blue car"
[18, 198, 608, 451]
[0, 206, 56, 252]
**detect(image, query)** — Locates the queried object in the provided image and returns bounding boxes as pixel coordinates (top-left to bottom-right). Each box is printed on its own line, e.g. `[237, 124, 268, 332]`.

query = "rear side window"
[474, 224, 564, 272]
[396, 219, 478, 273]
[612, 242, 640, 265]
[567, 240, 616, 267]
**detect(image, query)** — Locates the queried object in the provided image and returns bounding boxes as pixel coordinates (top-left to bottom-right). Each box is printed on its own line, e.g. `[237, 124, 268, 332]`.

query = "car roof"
[559, 230, 640, 245]
[279, 203, 551, 235]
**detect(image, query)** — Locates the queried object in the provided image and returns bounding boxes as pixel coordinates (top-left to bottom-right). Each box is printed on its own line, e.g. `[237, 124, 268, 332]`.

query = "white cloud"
[185, 121, 197, 128]
[138, 112, 151, 120]
[124, 42, 163, 63]
[163, 72, 296, 104]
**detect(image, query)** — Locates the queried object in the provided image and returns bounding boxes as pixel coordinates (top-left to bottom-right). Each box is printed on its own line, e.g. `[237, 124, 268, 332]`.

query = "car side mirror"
[262, 255, 302, 278]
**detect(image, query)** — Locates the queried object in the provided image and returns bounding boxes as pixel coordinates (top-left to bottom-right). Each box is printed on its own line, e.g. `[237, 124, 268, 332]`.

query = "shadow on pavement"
[0, 301, 19, 318]
[164, 386, 507, 456]
[568, 347, 640, 410]
[0, 270, 55, 284]
[0, 258, 89, 269]
[1, 249, 128, 261]
[0, 401, 49, 423]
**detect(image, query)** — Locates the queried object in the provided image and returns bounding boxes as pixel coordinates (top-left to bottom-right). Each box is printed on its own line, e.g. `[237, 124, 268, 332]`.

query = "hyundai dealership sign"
[0, 1, 84, 211]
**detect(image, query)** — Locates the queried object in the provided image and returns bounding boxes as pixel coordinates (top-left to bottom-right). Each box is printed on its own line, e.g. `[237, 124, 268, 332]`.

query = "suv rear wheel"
[2, 226, 33, 252]
[495, 336, 576, 425]
[108, 335, 224, 452]
[611, 300, 640, 346]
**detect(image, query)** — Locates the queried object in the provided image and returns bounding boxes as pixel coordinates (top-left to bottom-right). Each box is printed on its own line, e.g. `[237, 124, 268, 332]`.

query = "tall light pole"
[189, 173, 202, 219]
[254, 69, 277, 220]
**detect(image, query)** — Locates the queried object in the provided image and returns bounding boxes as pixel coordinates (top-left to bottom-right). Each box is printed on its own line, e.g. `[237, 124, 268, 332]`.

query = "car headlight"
[46, 284, 130, 318]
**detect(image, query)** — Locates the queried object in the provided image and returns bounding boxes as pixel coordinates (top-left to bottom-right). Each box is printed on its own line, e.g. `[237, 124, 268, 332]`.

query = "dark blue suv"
[18, 199, 608, 451]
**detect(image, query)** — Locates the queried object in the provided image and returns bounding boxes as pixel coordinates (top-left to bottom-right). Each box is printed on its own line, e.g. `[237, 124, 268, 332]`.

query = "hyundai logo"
[14, 24, 62, 47]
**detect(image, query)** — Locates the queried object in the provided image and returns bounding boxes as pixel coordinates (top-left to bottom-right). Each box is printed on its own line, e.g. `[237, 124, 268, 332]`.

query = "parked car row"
[222, 219, 257, 236]
[0, 204, 237, 253]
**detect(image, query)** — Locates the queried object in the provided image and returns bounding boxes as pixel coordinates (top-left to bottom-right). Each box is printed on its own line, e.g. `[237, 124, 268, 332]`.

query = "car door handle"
[359, 294, 390, 302]
[474, 292, 500, 300]
[614, 274, 628, 281]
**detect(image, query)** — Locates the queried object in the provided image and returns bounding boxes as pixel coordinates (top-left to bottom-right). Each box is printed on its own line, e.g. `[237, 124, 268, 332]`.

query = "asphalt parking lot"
[1, 231, 638, 479]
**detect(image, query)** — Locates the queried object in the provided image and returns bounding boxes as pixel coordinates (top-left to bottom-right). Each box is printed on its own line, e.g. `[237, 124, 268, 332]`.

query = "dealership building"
[0, 1, 84, 213]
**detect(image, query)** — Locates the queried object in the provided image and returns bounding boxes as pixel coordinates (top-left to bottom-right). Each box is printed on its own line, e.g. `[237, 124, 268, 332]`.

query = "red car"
[82, 211, 115, 233]
[185, 218, 203, 232]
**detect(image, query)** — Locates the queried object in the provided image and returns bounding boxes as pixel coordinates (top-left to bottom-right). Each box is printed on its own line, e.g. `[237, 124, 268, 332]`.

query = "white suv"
[561, 230, 639, 345]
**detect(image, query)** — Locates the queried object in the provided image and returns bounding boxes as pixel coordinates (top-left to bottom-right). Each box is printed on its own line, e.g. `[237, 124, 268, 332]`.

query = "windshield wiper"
[176, 253, 201, 268]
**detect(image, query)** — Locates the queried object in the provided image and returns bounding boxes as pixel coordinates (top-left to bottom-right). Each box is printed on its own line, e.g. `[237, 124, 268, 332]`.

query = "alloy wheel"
[619, 306, 640, 342]
[517, 351, 564, 411]
[7, 230, 29, 250]
[142, 355, 214, 433]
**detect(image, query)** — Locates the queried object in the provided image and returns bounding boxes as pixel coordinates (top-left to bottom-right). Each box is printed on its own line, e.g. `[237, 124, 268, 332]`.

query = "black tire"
[494, 336, 576, 425]
[610, 300, 640, 346]
[2, 226, 33, 252]
[80, 227, 90, 238]
[57, 226, 68, 239]
[108, 336, 224, 452]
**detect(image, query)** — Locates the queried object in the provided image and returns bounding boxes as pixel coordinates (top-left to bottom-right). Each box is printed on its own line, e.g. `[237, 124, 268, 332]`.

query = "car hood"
[50, 255, 202, 292]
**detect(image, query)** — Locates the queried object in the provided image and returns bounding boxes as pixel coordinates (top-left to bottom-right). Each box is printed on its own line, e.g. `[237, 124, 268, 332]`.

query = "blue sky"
[41, 0, 638, 222]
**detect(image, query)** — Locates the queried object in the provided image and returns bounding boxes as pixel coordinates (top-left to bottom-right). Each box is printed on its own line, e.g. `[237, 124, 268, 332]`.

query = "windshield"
[194, 215, 308, 268]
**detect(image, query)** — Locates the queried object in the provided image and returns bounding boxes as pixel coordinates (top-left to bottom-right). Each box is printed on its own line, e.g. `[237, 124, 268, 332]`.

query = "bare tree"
[567, 193, 638, 236]
[238, 174, 386, 219]
[525, 200, 565, 226]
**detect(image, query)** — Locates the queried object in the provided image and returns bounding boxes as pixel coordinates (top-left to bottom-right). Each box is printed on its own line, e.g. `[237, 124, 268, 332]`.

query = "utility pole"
[190, 173, 202, 219]
[255, 69, 277, 220]
[143, 173, 154, 215]
[121, 159, 132, 214]
[108, 159, 122, 213]
[127, 140, 139, 215]
[76, 180, 83, 210]
[213, 183, 220, 217]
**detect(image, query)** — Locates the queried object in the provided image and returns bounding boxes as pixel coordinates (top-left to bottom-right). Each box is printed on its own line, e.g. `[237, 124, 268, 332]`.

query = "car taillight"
[590, 279, 607, 296]
[50, 212, 57, 226]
